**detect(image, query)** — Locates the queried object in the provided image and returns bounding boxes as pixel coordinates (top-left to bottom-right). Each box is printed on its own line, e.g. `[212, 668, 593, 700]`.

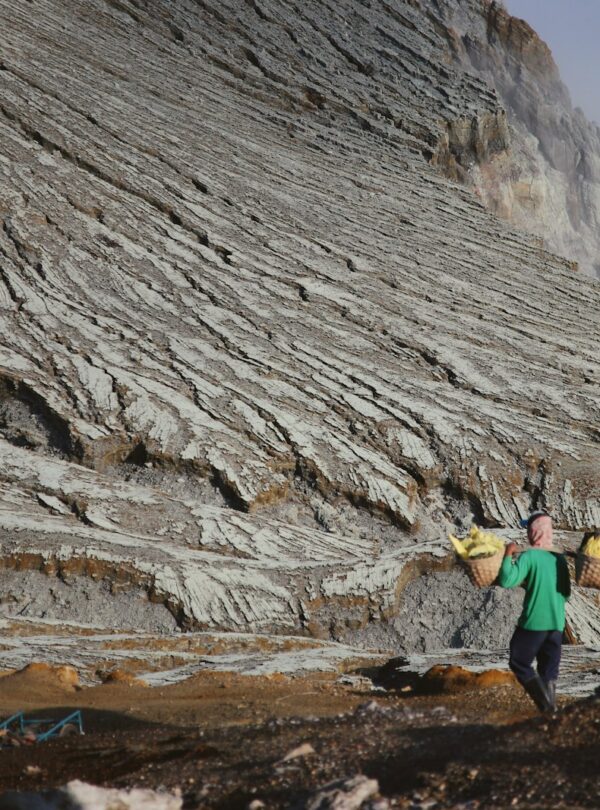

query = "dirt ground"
[0, 663, 599, 808]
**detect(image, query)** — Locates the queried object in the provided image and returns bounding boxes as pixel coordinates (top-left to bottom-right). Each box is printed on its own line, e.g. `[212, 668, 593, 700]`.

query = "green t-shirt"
[498, 549, 571, 631]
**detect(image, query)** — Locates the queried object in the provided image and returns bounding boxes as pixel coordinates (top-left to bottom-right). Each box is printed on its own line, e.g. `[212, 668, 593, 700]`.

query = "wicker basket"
[461, 549, 504, 588]
[575, 553, 600, 589]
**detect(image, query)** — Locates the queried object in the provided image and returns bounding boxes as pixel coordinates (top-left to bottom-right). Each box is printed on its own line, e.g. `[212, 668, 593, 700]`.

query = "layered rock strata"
[0, 441, 449, 636]
[0, 0, 599, 643]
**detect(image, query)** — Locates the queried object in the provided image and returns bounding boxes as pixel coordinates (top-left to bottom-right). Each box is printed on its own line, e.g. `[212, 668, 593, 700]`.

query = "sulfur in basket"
[449, 527, 505, 588]
[575, 532, 600, 589]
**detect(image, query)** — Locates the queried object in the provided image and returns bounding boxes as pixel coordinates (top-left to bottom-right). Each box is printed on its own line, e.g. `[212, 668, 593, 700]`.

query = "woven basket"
[461, 549, 504, 588]
[575, 553, 600, 589]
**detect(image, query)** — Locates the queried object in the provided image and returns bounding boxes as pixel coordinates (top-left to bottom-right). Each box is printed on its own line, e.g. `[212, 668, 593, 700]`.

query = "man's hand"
[504, 542, 518, 557]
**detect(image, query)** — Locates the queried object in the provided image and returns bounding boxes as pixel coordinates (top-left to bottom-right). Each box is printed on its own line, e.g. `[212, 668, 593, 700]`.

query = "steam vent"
[1, 0, 600, 657]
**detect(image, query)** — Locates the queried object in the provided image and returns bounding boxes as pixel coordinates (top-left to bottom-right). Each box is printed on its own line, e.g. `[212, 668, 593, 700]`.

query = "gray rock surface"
[425, 0, 600, 276]
[391, 570, 524, 653]
[0, 0, 599, 648]
[0, 570, 177, 632]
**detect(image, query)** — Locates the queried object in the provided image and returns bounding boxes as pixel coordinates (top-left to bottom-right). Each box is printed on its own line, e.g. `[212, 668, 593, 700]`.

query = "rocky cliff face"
[0, 0, 600, 644]
[426, 0, 600, 276]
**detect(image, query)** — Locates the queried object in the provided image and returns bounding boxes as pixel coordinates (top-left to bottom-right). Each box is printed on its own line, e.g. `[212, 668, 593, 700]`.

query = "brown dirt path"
[3, 663, 596, 808]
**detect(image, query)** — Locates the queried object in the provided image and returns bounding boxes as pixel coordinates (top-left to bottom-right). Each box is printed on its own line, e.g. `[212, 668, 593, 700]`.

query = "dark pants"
[509, 627, 562, 685]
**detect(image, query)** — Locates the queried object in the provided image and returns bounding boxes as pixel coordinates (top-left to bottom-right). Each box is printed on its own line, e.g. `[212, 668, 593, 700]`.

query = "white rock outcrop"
[0, 781, 182, 810]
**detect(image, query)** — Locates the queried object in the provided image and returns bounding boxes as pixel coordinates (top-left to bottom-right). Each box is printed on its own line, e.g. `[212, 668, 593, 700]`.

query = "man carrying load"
[499, 511, 570, 713]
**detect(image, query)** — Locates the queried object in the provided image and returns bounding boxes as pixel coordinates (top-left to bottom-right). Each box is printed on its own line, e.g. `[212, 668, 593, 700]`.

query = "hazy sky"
[505, 0, 600, 124]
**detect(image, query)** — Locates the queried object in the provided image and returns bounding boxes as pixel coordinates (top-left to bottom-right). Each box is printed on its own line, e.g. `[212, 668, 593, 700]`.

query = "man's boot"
[544, 680, 557, 713]
[522, 674, 553, 713]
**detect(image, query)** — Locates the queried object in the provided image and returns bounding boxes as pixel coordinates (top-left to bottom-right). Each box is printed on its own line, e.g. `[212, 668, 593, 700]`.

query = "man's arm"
[498, 545, 530, 588]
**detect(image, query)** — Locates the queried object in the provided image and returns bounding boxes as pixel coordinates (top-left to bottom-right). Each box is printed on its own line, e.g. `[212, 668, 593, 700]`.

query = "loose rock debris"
[0, 679, 598, 808]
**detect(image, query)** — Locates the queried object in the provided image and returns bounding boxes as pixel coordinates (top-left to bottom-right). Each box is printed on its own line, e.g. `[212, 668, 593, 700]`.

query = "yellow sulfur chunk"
[449, 526, 505, 560]
[583, 535, 600, 558]
[449, 534, 468, 559]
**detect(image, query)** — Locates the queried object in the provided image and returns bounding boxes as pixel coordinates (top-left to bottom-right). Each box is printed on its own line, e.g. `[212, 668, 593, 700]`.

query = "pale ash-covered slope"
[1, 0, 600, 534]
